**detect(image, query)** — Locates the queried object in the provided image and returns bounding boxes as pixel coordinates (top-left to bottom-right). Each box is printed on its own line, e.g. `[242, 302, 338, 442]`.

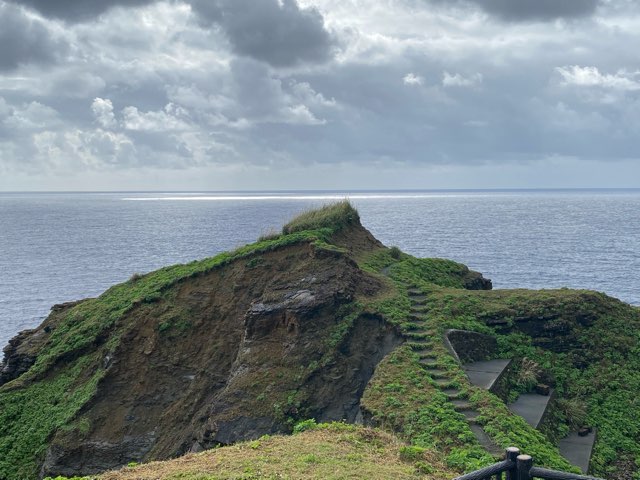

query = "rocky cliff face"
[0, 301, 85, 386]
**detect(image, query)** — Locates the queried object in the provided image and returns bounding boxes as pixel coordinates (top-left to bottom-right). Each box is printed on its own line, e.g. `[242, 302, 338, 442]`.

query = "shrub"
[129, 272, 144, 282]
[258, 229, 280, 242]
[556, 397, 588, 429]
[389, 246, 402, 259]
[399, 445, 426, 462]
[293, 418, 318, 434]
[517, 357, 540, 391]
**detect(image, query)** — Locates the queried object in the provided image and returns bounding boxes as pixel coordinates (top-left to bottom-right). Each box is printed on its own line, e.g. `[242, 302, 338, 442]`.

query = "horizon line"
[1, 187, 640, 194]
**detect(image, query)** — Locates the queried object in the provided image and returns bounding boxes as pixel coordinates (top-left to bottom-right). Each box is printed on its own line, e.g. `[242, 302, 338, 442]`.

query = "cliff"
[1, 202, 639, 480]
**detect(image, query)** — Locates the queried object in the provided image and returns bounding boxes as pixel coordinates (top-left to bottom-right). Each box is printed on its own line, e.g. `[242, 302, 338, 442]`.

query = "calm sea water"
[1, 190, 639, 349]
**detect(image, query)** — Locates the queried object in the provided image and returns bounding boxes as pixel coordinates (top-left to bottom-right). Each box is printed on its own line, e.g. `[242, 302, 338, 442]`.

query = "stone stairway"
[463, 357, 596, 474]
[404, 287, 503, 457]
[399, 279, 596, 473]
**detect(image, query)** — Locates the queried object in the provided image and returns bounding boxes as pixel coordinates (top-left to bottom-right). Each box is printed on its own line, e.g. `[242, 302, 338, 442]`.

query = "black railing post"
[517, 454, 533, 480]
[505, 447, 520, 480]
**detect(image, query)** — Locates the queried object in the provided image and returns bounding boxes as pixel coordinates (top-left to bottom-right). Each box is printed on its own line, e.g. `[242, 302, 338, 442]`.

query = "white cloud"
[556, 65, 640, 91]
[91, 98, 117, 129]
[0, 99, 60, 131]
[121, 104, 191, 132]
[403, 73, 423, 86]
[442, 71, 483, 88]
[3, 0, 640, 189]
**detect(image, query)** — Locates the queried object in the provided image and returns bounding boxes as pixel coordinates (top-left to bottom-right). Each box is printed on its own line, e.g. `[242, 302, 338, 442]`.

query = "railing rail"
[453, 448, 604, 480]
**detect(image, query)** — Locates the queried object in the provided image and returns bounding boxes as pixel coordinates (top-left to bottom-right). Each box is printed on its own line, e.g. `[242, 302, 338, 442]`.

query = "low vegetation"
[282, 200, 360, 235]
[44, 423, 456, 480]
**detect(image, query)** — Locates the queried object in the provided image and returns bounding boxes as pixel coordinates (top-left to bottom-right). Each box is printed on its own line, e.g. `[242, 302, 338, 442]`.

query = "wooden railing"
[453, 447, 604, 480]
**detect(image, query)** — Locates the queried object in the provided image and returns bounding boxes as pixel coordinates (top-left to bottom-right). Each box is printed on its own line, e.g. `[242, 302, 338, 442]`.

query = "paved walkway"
[463, 359, 511, 390]
[457, 342, 596, 474]
[508, 392, 553, 428]
[558, 430, 597, 474]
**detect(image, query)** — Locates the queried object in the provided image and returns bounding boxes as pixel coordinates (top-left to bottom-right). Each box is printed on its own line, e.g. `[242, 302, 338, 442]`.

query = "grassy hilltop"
[1, 202, 639, 480]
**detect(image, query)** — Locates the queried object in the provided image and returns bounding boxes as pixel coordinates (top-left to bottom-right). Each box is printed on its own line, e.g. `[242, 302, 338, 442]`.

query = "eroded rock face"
[1, 330, 39, 386]
[38, 241, 401, 477]
[463, 272, 493, 291]
[1, 301, 85, 387]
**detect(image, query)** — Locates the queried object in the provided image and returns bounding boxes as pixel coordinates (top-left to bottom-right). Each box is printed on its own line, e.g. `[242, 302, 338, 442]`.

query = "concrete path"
[558, 430, 597, 473]
[463, 359, 511, 390]
[459, 349, 596, 473]
[508, 392, 553, 429]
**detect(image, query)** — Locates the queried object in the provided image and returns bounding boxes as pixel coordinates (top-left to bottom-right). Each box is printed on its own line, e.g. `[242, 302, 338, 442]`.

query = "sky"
[1, 0, 639, 191]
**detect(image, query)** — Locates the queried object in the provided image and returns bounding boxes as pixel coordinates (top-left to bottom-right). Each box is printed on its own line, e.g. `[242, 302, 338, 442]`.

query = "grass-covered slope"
[94, 423, 456, 480]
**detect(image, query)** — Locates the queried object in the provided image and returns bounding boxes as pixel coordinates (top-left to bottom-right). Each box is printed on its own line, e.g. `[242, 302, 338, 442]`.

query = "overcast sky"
[1, 0, 639, 191]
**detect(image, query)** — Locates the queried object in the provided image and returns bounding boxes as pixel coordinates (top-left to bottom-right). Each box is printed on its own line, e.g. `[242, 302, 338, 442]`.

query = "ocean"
[1, 189, 638, 349]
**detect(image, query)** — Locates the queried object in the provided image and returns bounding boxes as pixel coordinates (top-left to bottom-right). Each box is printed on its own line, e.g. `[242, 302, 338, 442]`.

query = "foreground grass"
[87, 423, 454, 480]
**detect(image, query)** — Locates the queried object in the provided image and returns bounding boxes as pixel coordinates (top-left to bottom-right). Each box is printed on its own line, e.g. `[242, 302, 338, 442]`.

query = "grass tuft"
[282, 200, 360, 235]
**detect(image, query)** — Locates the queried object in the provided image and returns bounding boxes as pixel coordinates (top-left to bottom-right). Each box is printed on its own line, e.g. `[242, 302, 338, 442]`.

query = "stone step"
[459, 409, 481, 422]
[423, 368, 449, 378]
[463, 359, 512, 391]
[405, 333, 435, 342]
[508, 390, 554, 429]
[407, 288, 423, 296]
[410, 306, 428, 313]
[451, 399, 473, 411]
[469, 424, 503, 457]
[406, 319, 428, 327]
[411, 347, 435, 356]
[442, 387, 463, 399]
[418, 358, 438, 368]
[432, 377, 454, 387]
[408, 329, 437, 337]
[558, 429, 597, 474]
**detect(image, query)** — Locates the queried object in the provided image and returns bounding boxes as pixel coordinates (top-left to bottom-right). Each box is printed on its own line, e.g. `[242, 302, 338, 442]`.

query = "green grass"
[89, 423, 456, 480]
[282, 200, 360, 235]
[0, 355, 104, 480]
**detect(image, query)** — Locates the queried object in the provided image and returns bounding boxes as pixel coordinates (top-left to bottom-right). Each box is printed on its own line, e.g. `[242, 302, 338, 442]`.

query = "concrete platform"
[558, 429, 597, 473]
[463, 359, 512, 390]
[509, 392, 553, 428]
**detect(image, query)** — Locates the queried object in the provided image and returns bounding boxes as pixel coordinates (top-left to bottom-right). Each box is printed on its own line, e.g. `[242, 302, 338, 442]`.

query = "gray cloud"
[2, 0, 640, 190]
[191, 0, 335, 67]
[9, 0, 154, 22]
[0, 3, 67, 70]
[432, 0, 600, 21]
